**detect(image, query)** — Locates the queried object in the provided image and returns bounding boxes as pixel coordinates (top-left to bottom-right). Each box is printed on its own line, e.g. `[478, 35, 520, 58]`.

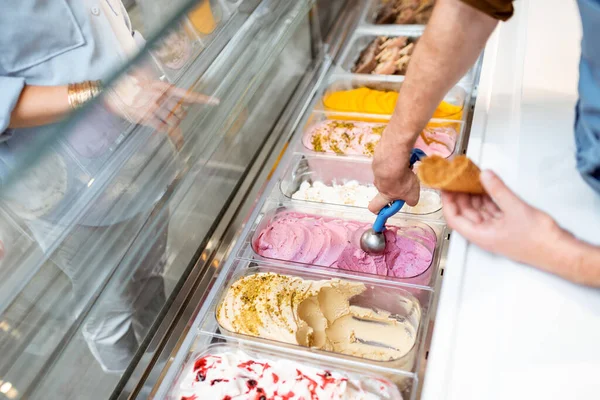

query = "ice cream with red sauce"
[253, 212, 435, 279]
[175, 351, 403, 400]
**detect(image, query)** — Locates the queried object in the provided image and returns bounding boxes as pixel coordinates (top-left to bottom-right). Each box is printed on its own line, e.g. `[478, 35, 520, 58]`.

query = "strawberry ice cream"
[253, 212, 436, 278]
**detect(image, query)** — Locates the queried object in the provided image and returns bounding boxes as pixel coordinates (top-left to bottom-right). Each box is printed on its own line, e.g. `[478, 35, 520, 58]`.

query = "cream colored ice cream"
[292, 180, 442, 214]
[292, 180, 378, 207]
[404, 190, 442, 214]
[217, 272, 417, 362]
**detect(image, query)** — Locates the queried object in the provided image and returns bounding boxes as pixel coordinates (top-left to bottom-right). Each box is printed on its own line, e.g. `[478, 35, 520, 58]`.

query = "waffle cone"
[417, 155, 485, 194]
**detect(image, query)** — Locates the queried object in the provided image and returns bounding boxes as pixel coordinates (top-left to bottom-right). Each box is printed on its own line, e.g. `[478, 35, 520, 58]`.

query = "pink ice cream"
[303, 120, 457, 158]
[253, 212, 436, 278]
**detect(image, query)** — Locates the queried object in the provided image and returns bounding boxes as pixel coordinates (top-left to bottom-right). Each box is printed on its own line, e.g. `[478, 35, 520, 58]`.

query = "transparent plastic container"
[148, 0, 235, 82]
[294, 111, 464, 160]
[335, 30, 480, 89]
[314, 74, 467, 121]
[360, 0, 433, 32]
[338, 32, 420, 76]
[236, 200, 446, 288]
[165, 332, 419, 400]
[199, 261, 432, 373]
[280, 154, 443, 217]
[185, 0, 225, 37]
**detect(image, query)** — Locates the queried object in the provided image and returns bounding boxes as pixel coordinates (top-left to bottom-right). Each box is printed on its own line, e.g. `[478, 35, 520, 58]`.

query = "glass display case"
[0, 0, 481, 399]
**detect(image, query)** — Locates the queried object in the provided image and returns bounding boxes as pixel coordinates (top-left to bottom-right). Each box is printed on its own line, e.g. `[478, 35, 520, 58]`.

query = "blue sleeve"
[0, 76, 26, 138]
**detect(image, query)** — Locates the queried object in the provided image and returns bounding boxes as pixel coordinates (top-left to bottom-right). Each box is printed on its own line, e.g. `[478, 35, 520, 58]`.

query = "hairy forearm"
[386, 0, 498, 148]
[541, 225, 600, 287]
[9, 85, 70, 129]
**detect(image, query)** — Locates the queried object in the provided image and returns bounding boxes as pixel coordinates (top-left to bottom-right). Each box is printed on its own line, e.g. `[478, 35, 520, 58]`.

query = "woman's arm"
[9, 85, 70, 129]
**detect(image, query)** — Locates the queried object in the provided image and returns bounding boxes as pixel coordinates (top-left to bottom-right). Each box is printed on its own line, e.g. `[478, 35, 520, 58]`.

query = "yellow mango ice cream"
[188, 0, 217, 34]
[323, 87, 463, 120]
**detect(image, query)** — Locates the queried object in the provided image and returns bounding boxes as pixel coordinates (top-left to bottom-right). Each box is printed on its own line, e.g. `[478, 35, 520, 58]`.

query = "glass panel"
[0, 0, 318, 399]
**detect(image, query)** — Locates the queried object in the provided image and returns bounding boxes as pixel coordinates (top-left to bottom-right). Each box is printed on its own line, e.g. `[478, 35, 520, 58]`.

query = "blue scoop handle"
[373, 149, 427, 233]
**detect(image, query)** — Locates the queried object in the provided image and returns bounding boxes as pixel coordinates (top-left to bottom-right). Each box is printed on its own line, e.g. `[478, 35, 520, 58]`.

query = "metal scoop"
[360, 148, 427, 254]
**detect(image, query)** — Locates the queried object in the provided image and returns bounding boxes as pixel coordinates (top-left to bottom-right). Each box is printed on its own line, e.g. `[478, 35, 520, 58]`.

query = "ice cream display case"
[144, 0, 480, 398]
[0, 0, 483, 399]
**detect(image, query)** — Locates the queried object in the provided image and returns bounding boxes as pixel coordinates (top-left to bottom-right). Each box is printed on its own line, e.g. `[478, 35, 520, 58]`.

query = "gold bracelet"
[67, 80, 103, 109]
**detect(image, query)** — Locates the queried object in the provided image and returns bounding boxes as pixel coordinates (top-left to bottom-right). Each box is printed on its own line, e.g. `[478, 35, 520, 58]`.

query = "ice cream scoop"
[360, 148, 427, 254]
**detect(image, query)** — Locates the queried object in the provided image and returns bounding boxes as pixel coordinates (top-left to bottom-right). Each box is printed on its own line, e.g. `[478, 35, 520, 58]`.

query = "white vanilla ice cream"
[292, 180, 441, 214]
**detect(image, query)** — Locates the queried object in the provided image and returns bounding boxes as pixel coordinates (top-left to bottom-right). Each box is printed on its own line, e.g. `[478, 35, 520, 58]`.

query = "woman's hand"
[104, 75, 219, 149]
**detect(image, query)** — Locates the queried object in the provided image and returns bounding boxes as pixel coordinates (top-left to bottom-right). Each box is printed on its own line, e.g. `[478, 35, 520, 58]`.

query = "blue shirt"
[0, 0, 176, 234]
[575, 0, 600, 195]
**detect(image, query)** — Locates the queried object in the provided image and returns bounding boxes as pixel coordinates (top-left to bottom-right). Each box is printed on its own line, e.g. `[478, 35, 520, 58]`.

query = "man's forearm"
[545, 228, 600, 287]
[387, 0, 499, 148]
[9, 85, 70, 129]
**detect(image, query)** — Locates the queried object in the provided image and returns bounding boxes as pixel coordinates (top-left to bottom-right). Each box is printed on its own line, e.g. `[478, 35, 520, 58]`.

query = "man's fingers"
[446, 213, 484, 242]
[441, 191, 459, 219]
[470, 194, 498, 221]
[368, 193, 392, 214]
[471, 194, 483, 210]
[400, 173, 421, 206]
[456, 193, 483, 224]
[442, 196, 476, 237]
[480, 170, 522, 211]
[404, 185, 420, 206]
[442, 194, 489, 243]
[482, 195, 503, 218]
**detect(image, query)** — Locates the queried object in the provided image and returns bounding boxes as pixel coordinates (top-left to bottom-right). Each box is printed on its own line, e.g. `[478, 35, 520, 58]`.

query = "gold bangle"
[67, 80, 103, 109]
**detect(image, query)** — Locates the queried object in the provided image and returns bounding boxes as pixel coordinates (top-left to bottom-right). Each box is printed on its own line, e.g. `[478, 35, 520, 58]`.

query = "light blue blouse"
[0, 0, 176, 235]
[0, 0, 130, 129]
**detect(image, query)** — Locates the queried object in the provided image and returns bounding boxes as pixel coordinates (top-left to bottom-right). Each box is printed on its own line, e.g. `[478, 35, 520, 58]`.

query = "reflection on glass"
[189, 0, 218, 34]
[0, 0, 221, 397]
[0, 0, 314, 398]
